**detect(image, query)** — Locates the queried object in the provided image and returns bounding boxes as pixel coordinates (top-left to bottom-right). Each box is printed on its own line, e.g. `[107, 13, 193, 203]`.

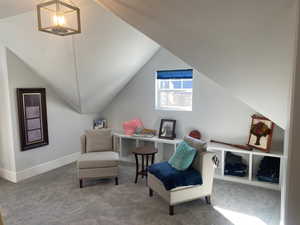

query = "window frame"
[155, 76, 193, 112]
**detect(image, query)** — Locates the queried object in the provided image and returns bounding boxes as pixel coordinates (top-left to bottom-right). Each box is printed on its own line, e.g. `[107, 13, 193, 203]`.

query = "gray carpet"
[0, 163, 280, 225]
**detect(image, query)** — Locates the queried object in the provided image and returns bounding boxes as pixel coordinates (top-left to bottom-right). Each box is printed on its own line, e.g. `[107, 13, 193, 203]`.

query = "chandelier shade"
[37, 0, 81, 36]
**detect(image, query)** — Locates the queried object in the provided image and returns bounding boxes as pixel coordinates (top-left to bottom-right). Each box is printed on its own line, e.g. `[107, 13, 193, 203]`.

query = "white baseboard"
[0, 152, 80, 183]
[16, 152, 80, 182]
[0, 168, 17, 183]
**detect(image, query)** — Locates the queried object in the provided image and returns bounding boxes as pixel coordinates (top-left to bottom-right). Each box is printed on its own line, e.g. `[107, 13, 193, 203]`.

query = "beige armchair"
[0, 212, 4, 225]
[77, 129, 119, 188]
[148, 136, 216, 215]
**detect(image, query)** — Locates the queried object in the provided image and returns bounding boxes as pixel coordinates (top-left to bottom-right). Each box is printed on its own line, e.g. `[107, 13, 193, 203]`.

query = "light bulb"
[53, 15, 65, 26]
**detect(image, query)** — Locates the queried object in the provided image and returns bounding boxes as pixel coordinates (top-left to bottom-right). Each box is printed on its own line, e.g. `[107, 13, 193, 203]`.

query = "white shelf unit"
[207, 142, 283, 191]
[113, 132, 182, 163]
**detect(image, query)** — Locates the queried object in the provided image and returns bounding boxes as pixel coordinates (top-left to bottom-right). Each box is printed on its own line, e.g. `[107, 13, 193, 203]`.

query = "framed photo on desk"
[159, 119, 176, 140]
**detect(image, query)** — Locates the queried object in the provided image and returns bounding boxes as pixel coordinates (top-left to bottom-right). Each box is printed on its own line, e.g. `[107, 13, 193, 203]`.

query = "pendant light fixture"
[37, 0, 81, 36]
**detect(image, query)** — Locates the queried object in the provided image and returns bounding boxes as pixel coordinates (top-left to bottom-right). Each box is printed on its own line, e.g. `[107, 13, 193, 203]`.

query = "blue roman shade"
[157, 69, 193, 80]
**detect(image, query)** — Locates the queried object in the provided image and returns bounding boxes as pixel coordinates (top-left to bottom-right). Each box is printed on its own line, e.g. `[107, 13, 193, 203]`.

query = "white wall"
[0, 0, 158, 182]
[74, 2, 159, 113]
[4, 48, 99, 175]
[0, 1, 159, 114]
[285, 1, 300, 223]
[0, 11, 81, 111]
[0, 46, 16, 173]
[97, 0, 298, 129]
[101, 48, 284, 147]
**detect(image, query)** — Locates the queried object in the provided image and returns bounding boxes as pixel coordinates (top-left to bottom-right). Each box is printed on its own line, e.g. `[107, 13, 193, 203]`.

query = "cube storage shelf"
[113, 133, 283, 191]
[207, 142, 283, 191]
[113, 132, 182, 163]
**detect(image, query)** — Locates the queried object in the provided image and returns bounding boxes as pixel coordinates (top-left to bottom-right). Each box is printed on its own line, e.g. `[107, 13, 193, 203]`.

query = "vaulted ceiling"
[0, 0, 159, 113]
[0, 0, 35, 19]
[95, 0, 298, 129]
[0, 0, 297, 128]
[0, 0, 94, 19]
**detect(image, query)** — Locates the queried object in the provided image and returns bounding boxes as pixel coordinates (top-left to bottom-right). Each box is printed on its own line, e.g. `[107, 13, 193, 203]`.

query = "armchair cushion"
[85, 129, 112, 152]
[148, 161, 202, 190]
[168, 141, 197, 171]
[183, 136, 207, 171]
[77, 151, 119, 169]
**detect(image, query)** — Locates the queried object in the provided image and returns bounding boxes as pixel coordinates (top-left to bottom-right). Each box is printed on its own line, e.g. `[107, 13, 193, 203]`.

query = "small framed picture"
[248, 115, 274, 152]
[17, 88, 49, 151]
[159, 119, 176, 140]
[93, 119, 107, 129]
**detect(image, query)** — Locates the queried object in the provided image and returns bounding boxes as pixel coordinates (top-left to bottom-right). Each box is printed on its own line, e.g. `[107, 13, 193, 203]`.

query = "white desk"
[113, 132, 182, 162]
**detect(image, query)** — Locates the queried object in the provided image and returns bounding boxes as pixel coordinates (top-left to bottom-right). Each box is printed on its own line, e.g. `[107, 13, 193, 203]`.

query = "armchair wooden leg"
[79, 179, 83, 188]
[205, 196, 211, 205]
[169, 205, 174, 216]
[115, 177, 119, 185]
[149, 188, 153, 197]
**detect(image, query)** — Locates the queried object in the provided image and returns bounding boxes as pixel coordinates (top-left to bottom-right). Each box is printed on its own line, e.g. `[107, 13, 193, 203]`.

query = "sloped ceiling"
[0, 0, 35, 19]
[0, 0, 94, 19]
[0, 0, 159, 113]
[96, 0, 298, 129]
[74, 3, 160, 113]
[0, 13, 80, 110]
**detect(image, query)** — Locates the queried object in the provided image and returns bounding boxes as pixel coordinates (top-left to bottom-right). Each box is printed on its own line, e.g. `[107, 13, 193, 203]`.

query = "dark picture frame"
[17, 88, 49, 151]
[159, 119, 176, 140]
[247, 115, 274, 153]
[93, 119, 107, 129]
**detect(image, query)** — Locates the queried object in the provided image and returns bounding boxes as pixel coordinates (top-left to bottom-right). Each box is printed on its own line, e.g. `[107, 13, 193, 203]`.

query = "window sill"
[155, 107, 192, 112]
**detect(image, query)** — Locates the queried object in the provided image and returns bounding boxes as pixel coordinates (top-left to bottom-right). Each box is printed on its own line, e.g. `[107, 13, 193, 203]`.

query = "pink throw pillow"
[123, 119, 144, 135]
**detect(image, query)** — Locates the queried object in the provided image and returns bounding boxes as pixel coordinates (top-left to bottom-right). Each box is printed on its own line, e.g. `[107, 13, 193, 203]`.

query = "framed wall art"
[247, 115, 274, 152]
[158, 119, 176, 140]
[17, 88, 49, 151]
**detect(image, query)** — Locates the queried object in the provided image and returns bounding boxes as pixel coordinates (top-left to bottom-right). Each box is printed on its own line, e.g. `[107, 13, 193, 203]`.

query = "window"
[155, 69, 193, 111]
